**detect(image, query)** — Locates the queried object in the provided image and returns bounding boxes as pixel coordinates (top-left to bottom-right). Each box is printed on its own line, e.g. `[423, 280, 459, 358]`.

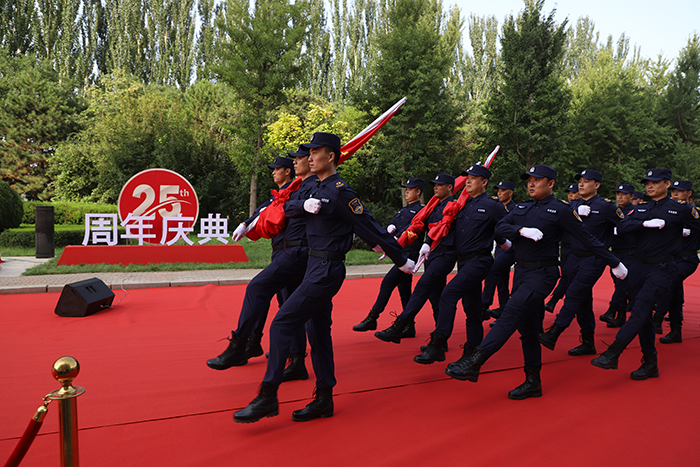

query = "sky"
[449, 0, 700, 61]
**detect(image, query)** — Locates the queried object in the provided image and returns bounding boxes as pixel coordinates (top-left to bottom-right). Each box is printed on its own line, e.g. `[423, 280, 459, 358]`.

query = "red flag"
[246, 97, 407, 240]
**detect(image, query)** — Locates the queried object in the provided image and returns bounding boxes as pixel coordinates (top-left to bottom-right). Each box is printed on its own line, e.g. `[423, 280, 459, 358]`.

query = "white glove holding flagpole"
[232, 223, 249, 242]
[612, 262, 628, 280]
[387, 224, 397, 234]
[413, 243, 431, 272]
[399, 258, 416, 274]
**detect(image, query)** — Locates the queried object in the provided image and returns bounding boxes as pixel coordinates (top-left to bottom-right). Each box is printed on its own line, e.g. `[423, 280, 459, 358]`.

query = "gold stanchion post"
[48, 357, 86, 467]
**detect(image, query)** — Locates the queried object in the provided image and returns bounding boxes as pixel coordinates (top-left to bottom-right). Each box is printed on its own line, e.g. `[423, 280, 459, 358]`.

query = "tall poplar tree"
[213, 0, 312, 215]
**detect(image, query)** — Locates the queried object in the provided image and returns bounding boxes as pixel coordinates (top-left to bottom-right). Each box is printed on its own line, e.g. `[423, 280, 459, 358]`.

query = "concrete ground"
[0, 255, 402, 294]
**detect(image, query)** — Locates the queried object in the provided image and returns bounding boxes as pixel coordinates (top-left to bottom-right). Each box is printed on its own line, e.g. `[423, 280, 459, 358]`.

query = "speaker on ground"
[55, 278, 115, 317]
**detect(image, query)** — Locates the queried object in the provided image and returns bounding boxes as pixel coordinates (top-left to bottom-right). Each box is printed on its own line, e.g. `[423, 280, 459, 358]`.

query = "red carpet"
[1, 271, 699, 466]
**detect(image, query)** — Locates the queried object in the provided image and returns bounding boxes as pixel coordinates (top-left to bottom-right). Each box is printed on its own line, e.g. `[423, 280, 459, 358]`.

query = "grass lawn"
[6, 238, 386, 276]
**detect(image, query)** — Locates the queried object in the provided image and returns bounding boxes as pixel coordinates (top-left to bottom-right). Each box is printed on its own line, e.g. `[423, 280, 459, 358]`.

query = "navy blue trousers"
[653, 258, 698, 327]
[263, 256, 344, 388]
[480, 265, 560, 368]
[554, 255, 607, 334]
[235, 247, 307, 354]
[608, 251, 635, 309]
[616, 260, 677, 353]
[551, 247, 571, 299]
[398, 251, 458, 323]
[481, 247, 514, 309]
[370, 253, 417, 315]
[435, 255, 493, 341]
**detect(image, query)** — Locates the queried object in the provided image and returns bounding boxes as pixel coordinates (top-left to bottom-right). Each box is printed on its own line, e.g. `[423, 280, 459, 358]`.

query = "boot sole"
[445, 368, 478, 382]
[659, 339, 682, 344]
[353, 327, 377, 332]
[508, 390, 542, 400]
[292, 411, 333, 422]
[375, 332, 401, 344]
[233, 409, 279, 423]
[414, 355, 445, 364]
[207, 360, 248, 370]
[590, 359, 617, 370]
[630, 371, 659, 380]
[538, 338, 556, 351]
[568, 349, 596, 356]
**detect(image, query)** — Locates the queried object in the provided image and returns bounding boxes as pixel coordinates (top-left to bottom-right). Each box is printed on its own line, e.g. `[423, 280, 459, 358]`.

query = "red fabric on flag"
[247, 177, 302, 241]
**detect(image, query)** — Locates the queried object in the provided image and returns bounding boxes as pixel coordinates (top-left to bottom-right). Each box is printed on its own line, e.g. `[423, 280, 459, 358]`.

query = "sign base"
[57, 245, 249, 266]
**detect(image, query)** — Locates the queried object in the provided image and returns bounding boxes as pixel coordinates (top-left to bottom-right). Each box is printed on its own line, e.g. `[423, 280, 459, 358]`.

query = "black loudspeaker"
[54, 278, 115, 317]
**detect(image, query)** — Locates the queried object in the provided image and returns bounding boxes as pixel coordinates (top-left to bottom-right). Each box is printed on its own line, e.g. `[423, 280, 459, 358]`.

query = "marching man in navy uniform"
[481, 180, 517, 321]
[414, 165, 508, 364]
[374, 174, 458, 343]
[234, 132, 415, 423]
[353, 178, 425, 333]
[652, 180, 699, 342]
[539, 169, 624, 356]
[444, 165, 627, 399]
[600, 183, 637, 328]
[591, 169, 700, 379]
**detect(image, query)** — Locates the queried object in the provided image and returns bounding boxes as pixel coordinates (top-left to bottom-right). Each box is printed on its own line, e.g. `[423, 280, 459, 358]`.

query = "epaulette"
[638, 200, 648, 205]
[491, 196, 498, 200]
[334, 180, 346, 189]
[562, 199, 570, 204]
[604, 198, 614, 203]
[675, 199, 687, 205]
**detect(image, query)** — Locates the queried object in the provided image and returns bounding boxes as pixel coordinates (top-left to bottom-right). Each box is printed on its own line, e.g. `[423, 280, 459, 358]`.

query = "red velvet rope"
[4, 418, 43, 467]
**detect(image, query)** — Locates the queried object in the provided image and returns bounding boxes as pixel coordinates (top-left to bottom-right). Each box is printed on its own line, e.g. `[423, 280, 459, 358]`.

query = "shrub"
[0, 181, 24, 233]
[22, 201, 118, 225]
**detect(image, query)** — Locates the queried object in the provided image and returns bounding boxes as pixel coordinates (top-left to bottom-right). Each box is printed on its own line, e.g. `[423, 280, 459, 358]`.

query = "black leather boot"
[659, 325, 682, 344]
[539, 323, 566, 351]
[207, 331, 248, 370]
[508, 366, 542, 400]
[447, 343, 476, 370]
[375, 316, 408, 343]
[544, 295, 561, 313]
[282, 353, 309, 382]
[481, 304, 491, 321]
[591, 339, 627, 370]
[445, 346, 489, 382]
[630, 351, 659, 380]
[568, 332, 596, 356]
[246, 331, 264, 358]
[488, 307, 502, 320]
[233, 382, 279, 423]
[599, 303, 618, 323]
[653, 311, 664, 334]
[401, 319, 417, 338]
[607, 307, 627, 328]
[353, 310, 380, 332]
[292, 387, 334, 422]
[414, 332, 447, 364]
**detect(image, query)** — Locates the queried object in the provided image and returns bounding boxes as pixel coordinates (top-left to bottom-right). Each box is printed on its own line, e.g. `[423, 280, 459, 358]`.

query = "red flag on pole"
[246, 97, 407, 240]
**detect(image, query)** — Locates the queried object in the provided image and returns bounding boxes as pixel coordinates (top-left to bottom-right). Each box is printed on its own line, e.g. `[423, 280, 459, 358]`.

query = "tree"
[213, 0, 312, 216]
[0, 52, 83, 200]
[567, 50, 673, 196]
[480, 0, 570, 193]
[356, 0, 463, 214]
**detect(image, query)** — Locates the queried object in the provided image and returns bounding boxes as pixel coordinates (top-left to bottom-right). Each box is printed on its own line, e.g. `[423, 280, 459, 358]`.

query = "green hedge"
[0, 225, 127, 247]
[0, 181, 23, 232]
[22, 201, 118, 225]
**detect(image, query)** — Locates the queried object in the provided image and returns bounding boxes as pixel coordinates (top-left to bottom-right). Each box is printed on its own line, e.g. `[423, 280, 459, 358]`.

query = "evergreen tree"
[212, 0, 312, 216]
[481, 0, 570, 193]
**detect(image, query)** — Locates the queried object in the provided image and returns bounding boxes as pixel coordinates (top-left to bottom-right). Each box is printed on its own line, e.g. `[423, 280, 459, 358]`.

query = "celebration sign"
[118, 169, 199, 245]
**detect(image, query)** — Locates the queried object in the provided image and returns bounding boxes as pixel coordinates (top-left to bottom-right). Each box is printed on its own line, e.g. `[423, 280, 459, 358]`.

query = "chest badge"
[349, 198, 364, 214]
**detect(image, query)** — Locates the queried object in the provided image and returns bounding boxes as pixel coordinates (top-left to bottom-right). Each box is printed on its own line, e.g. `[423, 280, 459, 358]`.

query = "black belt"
[612, 248, 633, 255]
[309, 249, 345, 262]
[516, 260, 559, 269]
[272, 244, 284, 251]
[571, 250, 594, 257]
[457, 249, 492, 262]
[284, 239, 308, 248]
[636, 255, 675, 264]
[676, 251, 699, 261]
[432, 245, 455, 255]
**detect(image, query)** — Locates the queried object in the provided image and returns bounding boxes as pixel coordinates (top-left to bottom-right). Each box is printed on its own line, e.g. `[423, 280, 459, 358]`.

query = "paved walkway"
[0, 256, 402, 294]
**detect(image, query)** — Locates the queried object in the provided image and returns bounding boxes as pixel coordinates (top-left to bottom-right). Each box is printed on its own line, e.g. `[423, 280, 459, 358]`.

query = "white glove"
[520, 227, 544, 242]
[500, 239, 512, 250]
[613, 227, 618, 236]
[231, 223, 249, 241]
[387, 224, 397, 234]
[577, 205, 591, 217]
[399, 258, 416, 274]
[643, 218, 665, 229]
[304, 198, 322, 214]
[612, 262, 628, 280]
[417, 243, 431, 264]
[683, 228, 691, 237]
[372, 245, 384, 253]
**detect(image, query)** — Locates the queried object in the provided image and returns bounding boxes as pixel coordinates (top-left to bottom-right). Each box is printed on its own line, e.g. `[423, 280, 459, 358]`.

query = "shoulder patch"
[349, 198, 364, 214]
[573, 210, 583, 222]
[616, 208, 624, 219]
[693, 207, 699, 219]
[335, 180, 345, 188]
